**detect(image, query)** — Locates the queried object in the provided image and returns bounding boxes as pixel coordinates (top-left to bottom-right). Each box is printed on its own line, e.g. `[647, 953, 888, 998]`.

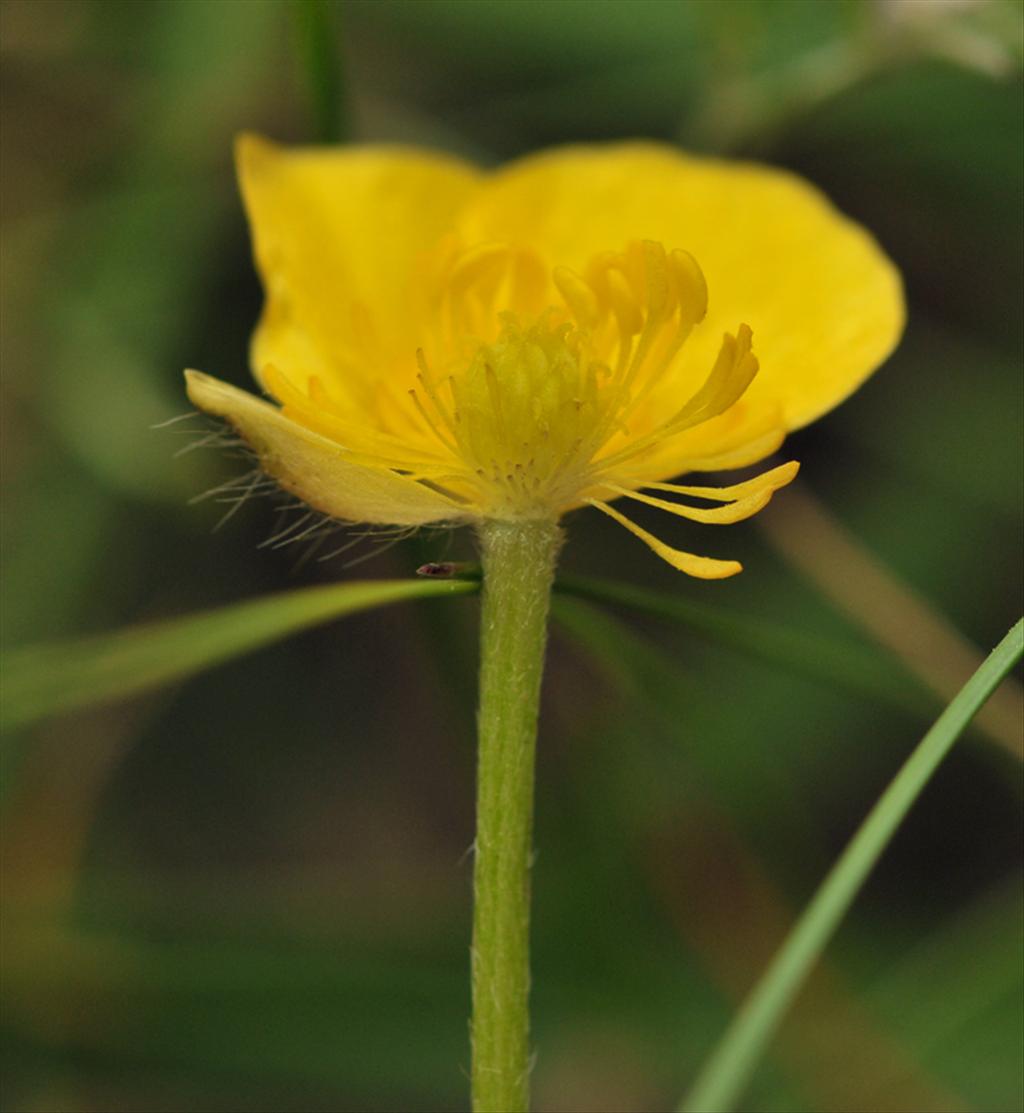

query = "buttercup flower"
[186, 137, 903, 577]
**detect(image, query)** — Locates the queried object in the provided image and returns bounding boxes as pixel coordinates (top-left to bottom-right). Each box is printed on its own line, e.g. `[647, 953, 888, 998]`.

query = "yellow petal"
[678, 426, 787, 472]
[185, 371, 468, 526]
[236, 133, 482, 392]
[623, 401, 788, 479]
[587, 499, 743, 579]
[457, 143, 904, 431]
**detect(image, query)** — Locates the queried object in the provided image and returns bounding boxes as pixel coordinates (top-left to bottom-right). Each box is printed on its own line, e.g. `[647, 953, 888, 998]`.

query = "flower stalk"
[471, 518, 562, 1113]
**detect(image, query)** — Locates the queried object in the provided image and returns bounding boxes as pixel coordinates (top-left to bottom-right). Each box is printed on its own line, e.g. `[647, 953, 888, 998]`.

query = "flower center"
[405, 238, 757, 518]
[414, 311, 606, 517]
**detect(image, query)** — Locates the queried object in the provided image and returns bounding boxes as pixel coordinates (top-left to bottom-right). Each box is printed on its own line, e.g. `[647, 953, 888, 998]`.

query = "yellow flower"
[186, 136, 903, 578]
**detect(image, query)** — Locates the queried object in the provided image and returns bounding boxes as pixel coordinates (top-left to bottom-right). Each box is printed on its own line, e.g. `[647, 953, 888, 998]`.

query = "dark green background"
[2, 2, 1022, 1110]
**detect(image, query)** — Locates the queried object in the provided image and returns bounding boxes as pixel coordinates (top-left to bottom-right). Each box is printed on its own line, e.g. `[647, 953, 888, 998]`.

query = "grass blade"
[292, 0, 347, 143]
[1, 578, 476, 732]
[679, 617, 1023, 1113]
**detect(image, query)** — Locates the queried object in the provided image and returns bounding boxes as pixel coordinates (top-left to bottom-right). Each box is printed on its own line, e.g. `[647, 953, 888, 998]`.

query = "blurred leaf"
[679, 617, 1023, 1113]
[555, 573, 935, 719]
[25, 0, 282, 503]
[552, 593, 854, 863]
[352, 0, 701, 74]
[345, 0, 707, 149]
[0, 900, 713, 1111]
[782, 60, 1023, 342]
[0, 452, 119, 649]
[684, 0, 869, 152]
[861, 880, 1024, 1112]
[551, 598, 980, 1113]
[1, 923, 468, 1105]
[836, 327, 1023, 519]
[1, 578, 475, 733]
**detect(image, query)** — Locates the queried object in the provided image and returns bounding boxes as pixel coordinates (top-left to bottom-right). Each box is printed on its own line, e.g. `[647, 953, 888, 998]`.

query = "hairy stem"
[471, 518, 562, 1113]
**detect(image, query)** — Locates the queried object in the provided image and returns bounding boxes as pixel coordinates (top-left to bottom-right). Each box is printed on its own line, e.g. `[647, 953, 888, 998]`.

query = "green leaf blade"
[679, 617, 1024, 1113]
[1, 578, 476, 733]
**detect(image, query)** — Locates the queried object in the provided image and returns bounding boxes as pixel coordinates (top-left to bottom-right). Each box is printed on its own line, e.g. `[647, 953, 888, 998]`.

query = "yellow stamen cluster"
[244, 238, 799, 577]
[412, 311, 601, 517]
[402, 239, 768, 523]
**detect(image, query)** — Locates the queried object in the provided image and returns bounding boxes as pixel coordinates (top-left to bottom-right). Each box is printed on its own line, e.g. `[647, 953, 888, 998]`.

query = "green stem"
[292, 0, 347, 143]
[680, 616, 1024, 1113]
[472, 519, 562, 1113]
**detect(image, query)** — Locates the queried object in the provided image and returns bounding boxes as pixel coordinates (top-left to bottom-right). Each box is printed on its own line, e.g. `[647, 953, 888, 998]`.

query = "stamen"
[415, 350, 458, 434]
[587, 499, 743, 579]
[484, 363, 508, 443]
[265, 364, 452, 469]
[601, 484, 775, 524]
[667, 249, 708, 321]
[554, 266, 599, 327]
[593, 325, 758, 472]
[605, 267, 644, 336]
[408, 388, 459, 454]
[645, 460, 800, 501]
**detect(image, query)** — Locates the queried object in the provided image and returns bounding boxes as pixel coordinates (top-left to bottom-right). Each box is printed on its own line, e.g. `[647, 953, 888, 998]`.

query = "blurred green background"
[2, 1, 1022, 1110]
